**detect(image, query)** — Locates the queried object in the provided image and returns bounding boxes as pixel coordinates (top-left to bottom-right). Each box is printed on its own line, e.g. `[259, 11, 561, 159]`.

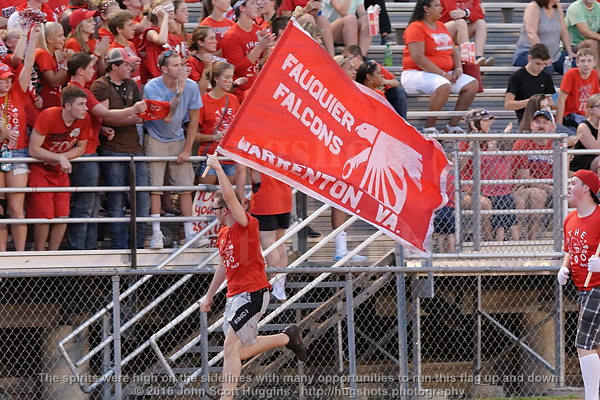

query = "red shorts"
[26, 168, 70, 219]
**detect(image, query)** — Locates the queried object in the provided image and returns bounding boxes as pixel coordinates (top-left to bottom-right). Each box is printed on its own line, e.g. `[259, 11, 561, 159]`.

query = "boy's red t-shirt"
[98, 27, 114, 42]
[564, 206, 600, 290]
[217, 212, 271, 297]
[34, 48, 62, 110]
[200, 16, 234, 49]
[402, 21, 454, 72]
[1, 79, 31, 150]
[221, 23, 261, 93]
[560, 68, 600, 117]
[198, 93, 240, 162]
[139, 29, 186, 84]
[31, 107, 92, 174]
[68, 81, 101, 155]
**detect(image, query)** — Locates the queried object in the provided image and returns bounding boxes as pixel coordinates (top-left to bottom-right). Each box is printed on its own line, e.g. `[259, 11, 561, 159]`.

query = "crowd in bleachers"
[0, 0, 598, 252]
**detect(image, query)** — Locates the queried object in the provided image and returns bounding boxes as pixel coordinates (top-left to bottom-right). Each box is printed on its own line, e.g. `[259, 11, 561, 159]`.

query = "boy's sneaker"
[283, 325, 307, 361]
[475, 56, 486, 66]
[333, 251, 368, 262]
[381, 34, 394, 45]
[307, 226, 321, 238]
[484, 57, 495, 66]
[149, 232, 165, 250]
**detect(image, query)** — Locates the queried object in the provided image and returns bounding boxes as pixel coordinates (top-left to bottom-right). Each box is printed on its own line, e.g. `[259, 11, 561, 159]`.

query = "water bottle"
[0, 143, 11, 172]
[384, 43, 393, 67]
[563, 57, 572, 74]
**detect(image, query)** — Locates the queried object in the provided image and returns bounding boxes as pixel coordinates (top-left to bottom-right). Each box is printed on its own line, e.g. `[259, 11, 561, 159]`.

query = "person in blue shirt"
[144, 50, 202, 250]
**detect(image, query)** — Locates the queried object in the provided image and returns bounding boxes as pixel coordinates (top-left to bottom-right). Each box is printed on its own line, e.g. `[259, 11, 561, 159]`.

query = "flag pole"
[201, 151, 218, 178]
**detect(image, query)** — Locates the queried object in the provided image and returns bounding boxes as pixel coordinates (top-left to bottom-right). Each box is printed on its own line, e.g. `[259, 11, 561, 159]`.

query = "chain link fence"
[0, 264, 582, 400]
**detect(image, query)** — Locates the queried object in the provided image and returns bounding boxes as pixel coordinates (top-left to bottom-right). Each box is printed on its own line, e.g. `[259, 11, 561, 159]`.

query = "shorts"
[489, 194, 517, 230]
[400, 69, 477, 96]
[253, 212, 291, 231]
[144, 135, 195, 194]
[4, 147, 29, 176]
[576, 287, 600, 350]
[223, 288, 270, 346]
[195, 161, 236, 177]
[26, 168, 70, 219]
[434, 206, 455, 234]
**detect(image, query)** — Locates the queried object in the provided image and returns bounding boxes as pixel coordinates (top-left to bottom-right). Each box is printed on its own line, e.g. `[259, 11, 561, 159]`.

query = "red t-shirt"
[31, 107, 92, 174]
[16, 3, 58, 23]
[250, 174, 293, 215]
[481, 153, 513, 197]
[1, 79, 30, 150]
[109, 41, 141, 89]
[68, 81, 101, 154]
[35, 48, 62, 110]
[439, 0, 484, 23]
[139, 29, 186, 84]
[512, 139, 554, 180]
[221, 23, 261, 93]
[560, 68, 600, 117]
[445, 172, 455, 209]
[200, 16, 234, 49]
[403, 21, 454, 72]
[280, 0, 308, 11]
[564, 206, 600, 290]
[217, 211, 271, 297]
[65, 38, 98, 86]
[0, 0, 18, 19]
[186, 54, 206, 82]
[98, 27, 114, 42]
[198, 93, 240, 162]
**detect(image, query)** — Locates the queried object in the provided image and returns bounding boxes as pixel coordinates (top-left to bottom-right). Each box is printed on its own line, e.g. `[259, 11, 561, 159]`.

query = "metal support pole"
[297, 192, 308, 254]
[453, 140, 462, 252]
[200, 311, 210, 395]
[102, 313, 111, 400]
[552, 140, 562, 252]
[345, 272, 357, 398]
[473, 142, 482, 251]
[129, 159, 137, 268]
[396, 245, 409, 393]
[112, 275, 122, 400]
[411, 278, 421, 391]
[474, 275, 482, 377]
[554, 279, 565, 387]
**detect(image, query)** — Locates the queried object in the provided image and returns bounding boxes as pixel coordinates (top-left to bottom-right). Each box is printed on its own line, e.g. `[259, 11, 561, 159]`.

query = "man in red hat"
[559, 169, 600, 400]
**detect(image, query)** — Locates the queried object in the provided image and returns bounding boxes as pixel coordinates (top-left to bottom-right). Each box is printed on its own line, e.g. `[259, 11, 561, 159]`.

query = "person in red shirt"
[200, 0, 235, 50]
[0, 23, 41, 252]
[0, 0, 18, 29]
[64, 51, 147, 250]
[200, 153, 306, 400]
[512, 110, 555, 241]
[557, 48, 600, 132]
[58, 0, 91, 35]
[97, 0, 121, 42]
[221, 0, 275, 103]
[434, 166, 455, 252]
[8, 0, 58, 30]
[27, 85, 92, 251]
[279, 0, 334, 55]
[108, 10, 142, 88]
[65, 9, 111, 84]
[439, 0, 492, 66]
[196, 62, 239, 184]
[35, 22, 69, 110]
[173, 0, 190, 57]
[400, 0, 478, 134]
[186, 26, 218, 95]
[559, 169, 600, 400]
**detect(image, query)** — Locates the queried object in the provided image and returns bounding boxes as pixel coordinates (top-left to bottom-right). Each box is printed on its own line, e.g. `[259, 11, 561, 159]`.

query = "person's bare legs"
[426, 84, 451, 128]
[509, 225, 519, 241]
[528, 188, 547, 240]
[34, 224, 49, 251]
[357, 14, 373, 57]
[468, 19, 487, 58]
[331, 14, 358, 48]
[316, 14, 335, 56]
[179, 192, 193, 217]
[6, 172, 27, 251]
[448, 233, 455, 251]
[331, 207, 346, 229]
[480, 196, 493, 241]
[48, 219, 67, 251]
[0, 172, 6, 251]
[259, 229, 287, 300]
[445, 19, 468, 46]
[449, 80, 479, 127]
[513, 191, 525, 237]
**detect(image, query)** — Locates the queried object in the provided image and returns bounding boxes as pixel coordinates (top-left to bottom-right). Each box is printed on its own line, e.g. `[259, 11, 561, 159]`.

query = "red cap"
[573, 169, 600, 204]
[69, 9, 99, 29]
[138, 100, 171, 121]
[0, 63, 15, 80]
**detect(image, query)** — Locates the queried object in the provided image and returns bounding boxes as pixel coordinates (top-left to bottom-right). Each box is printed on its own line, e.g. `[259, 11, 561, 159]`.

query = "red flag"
[219, 21, 450, 256]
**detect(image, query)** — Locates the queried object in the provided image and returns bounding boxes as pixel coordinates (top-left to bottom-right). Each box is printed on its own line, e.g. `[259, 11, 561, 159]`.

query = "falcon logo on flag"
[218, 20, 451, 256]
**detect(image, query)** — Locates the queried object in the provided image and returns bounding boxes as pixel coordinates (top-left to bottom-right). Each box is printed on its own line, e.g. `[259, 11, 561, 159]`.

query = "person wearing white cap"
[559, 169, 600, 400]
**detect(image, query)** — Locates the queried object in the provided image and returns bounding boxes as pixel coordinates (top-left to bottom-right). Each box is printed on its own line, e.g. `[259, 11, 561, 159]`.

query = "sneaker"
[422, 127, 440, 135]
[484, 57, 495, 67]
[307, 226, 321, 238]
[446, 124, 465, 134]
[184, 236, 210, 248]
[475, 56, 486, 66]
[380, 34, 394, 45]
[283, 325, 307, 361]
[149, 232, 165, 250]
[333, 251, 368, 262]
